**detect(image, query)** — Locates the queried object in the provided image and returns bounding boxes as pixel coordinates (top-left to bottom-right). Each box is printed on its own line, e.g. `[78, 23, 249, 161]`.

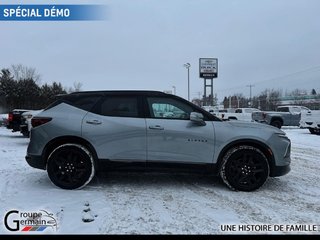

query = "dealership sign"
[4, 210, 57, 232]
[199, 58, 218, 79]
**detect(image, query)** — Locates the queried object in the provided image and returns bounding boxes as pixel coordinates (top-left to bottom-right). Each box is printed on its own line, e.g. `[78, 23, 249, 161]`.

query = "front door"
[145, 97, 215, 164]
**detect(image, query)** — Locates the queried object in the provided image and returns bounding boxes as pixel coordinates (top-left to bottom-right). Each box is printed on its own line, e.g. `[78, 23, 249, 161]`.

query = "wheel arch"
[216, 139, 276, 176]
[270, 117, 283, 125]
[42, 136, 99, 170]
[228, 116, 237, 120]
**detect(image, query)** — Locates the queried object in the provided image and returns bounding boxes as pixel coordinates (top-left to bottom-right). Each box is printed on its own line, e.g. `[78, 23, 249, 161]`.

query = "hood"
[226, 120, 284, 134]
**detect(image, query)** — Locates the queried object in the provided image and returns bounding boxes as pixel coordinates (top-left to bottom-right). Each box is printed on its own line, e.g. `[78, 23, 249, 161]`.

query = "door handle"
[86, 119, 102, 125]
[149, 125, 164, 130]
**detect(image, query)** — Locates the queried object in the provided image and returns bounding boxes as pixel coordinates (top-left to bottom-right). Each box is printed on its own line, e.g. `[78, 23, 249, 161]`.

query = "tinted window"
[97, 97, 139, 117]
[70, 95, 101, 111]
[147, 97, 193, 120]
[277, 107, 289, 112]
[44, 94, 101, 112]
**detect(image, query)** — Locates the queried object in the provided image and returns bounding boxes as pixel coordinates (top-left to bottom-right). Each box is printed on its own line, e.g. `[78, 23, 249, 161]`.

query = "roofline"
[69, 90, 169, 95]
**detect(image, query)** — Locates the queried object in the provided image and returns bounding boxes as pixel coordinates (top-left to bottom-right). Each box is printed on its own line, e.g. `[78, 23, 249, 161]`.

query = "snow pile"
[0, 127, 319, 234]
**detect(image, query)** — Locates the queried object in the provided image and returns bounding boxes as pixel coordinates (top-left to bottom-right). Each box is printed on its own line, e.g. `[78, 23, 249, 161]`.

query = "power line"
[216, 64, 320, 93]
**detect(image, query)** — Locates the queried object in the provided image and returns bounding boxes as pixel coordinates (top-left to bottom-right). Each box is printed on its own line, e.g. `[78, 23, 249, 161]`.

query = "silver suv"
[26, 91, 291, 191]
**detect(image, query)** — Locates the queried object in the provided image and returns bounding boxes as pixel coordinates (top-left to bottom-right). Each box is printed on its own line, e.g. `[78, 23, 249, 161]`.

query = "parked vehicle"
[220, 108, 261, 122]
[299, 110, 320, 135]
[6, 109, 31, 132]
[202, 106, 216, 115]
[0, 113, 8, 126]
[20, 109, 43, 137]
[26, 90, 291, 191]
[214, 108, 234, 119]
[252, 105, 311, 128]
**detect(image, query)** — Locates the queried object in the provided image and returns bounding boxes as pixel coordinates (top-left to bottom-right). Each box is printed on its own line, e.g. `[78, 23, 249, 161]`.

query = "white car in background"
[20, 109, 43, 137]
[299, 109, 320, 135]
[221, 108, 261, 122]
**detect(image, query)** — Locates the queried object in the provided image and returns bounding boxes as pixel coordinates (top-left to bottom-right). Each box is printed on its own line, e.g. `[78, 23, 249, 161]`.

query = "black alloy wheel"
[220, 145, 269, 191]
[47, 144, 95, 189]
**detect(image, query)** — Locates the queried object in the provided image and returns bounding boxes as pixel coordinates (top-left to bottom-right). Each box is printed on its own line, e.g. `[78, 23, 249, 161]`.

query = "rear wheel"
[47, 143, 95, 189]
[22, 131, 30, 137]
[270, 120, 282, 129]
[220, 145, 269, 191]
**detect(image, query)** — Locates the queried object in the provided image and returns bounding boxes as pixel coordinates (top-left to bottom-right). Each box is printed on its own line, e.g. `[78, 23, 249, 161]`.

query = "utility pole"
[183, 63, 191, 101]
[246, 84, 255, 107]
[172, 86, 176, 95]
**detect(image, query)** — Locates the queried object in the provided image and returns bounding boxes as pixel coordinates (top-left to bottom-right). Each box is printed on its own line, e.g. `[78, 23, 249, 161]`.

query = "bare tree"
[11, 64, 41, 83]
[73, 81, 83, 92]
[68, 81, 83, 93]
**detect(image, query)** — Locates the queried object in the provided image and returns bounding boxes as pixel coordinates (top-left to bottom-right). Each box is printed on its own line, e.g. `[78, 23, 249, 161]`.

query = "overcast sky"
[1, 0, 320, 102]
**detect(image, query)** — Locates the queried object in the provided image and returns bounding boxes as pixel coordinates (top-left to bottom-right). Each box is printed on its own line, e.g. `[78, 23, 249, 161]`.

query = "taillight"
[31, 117, 52, 128]
[8, 113, 13, 122]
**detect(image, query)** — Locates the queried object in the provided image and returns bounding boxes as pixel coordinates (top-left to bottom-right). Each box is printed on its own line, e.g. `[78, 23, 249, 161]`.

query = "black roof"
[68, 90, 169, 96]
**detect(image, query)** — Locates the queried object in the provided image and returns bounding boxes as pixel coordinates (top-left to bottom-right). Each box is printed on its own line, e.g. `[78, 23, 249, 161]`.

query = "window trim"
[143, 95, 220, 121]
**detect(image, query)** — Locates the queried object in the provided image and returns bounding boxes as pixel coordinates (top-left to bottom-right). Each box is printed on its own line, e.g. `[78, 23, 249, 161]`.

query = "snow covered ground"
[0, 126, 319, 235]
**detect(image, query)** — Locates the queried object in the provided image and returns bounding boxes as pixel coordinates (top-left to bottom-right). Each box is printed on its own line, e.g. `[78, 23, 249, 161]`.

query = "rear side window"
[45, 94, 101, 112]
[94, 97, 139, 117]
[70, 95, 101, 111]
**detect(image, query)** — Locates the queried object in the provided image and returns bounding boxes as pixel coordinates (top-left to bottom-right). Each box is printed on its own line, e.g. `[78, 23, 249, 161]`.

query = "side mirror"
[190, 112, 206, 126]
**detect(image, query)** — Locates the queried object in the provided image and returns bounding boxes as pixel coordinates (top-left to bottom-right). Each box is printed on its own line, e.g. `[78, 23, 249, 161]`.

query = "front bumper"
[25, 154, 46, 170]
[270, 164, 291, 177]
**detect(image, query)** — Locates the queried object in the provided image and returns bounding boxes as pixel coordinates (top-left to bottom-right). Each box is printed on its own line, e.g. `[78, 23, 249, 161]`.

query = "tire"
[309, 128, 320, 135]
[309, 128, 316, 134]
[22, 131, 29, 137]
[47, 143, 95, 190]
[220, 145, 270, 192]
[270, 120, 282, 129]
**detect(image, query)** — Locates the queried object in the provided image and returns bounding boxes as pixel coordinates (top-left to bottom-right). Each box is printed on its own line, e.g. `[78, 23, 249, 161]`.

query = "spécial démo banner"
[0, 4, 108, 21]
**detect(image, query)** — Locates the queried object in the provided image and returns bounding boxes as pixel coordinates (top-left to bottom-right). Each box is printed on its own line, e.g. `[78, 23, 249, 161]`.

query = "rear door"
[82, 95, 147, 161]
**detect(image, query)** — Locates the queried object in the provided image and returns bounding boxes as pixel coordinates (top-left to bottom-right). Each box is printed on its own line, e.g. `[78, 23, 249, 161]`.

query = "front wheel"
[47, 143, 95, 190]
[220, 145, 270, 191]
[309, 128, 320, 135]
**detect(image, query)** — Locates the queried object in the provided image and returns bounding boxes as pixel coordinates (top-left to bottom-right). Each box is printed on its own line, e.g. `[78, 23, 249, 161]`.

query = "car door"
[145, 96, 215, 164]
[290, 106, 302, 126]
[82, 95, 147, 161]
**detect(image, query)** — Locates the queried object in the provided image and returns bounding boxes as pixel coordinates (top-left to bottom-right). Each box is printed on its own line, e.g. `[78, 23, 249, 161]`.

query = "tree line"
[221, 88, 320, 110]
[0, 65, 81, 112]
[191, 88, 320, 110]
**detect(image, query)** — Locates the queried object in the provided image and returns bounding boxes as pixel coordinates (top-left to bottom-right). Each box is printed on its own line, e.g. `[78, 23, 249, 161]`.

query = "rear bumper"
[25, 154, 46, 170]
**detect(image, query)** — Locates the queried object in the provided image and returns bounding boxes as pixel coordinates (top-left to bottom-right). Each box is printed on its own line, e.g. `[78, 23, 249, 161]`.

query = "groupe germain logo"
[4, 209, 57, 232]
